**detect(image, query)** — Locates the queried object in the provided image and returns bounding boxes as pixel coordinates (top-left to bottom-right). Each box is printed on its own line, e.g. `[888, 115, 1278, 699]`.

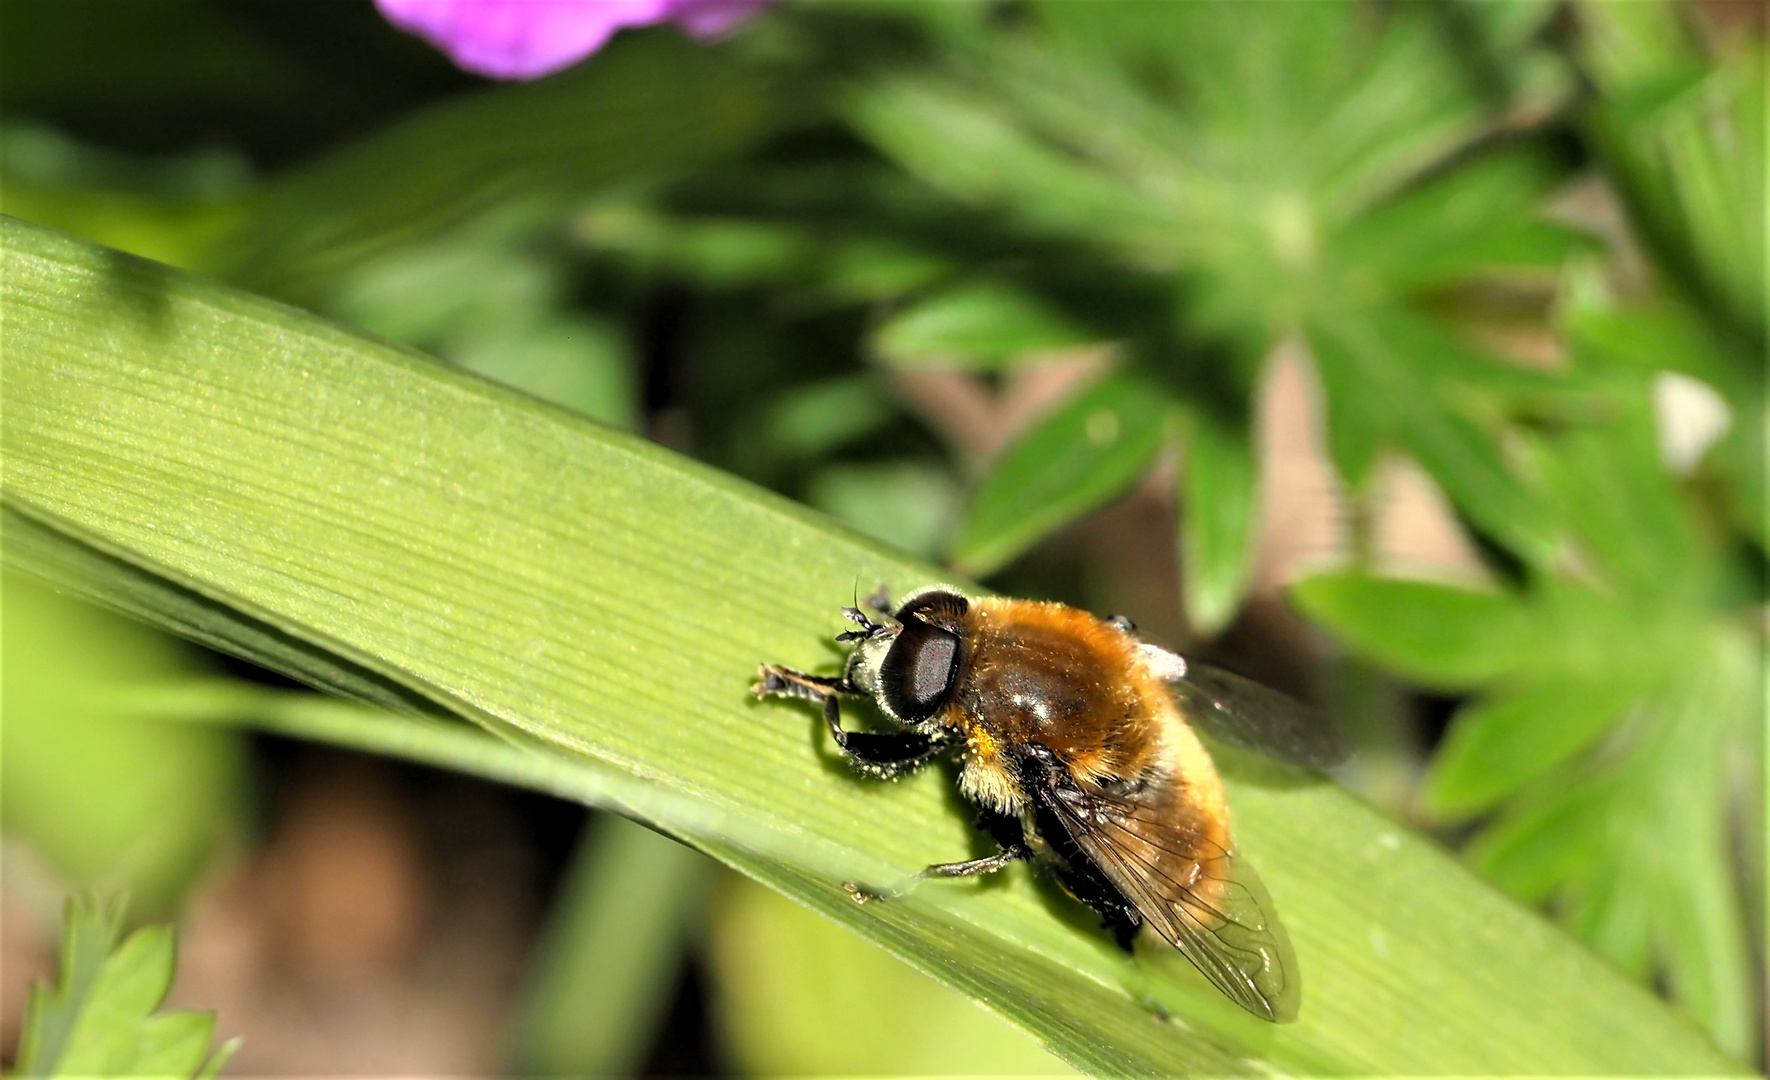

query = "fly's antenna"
[836, 592, 879, 642]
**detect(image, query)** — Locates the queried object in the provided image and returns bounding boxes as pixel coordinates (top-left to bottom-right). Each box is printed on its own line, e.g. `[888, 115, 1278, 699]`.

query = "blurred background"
[1, 0, 1762, 1073]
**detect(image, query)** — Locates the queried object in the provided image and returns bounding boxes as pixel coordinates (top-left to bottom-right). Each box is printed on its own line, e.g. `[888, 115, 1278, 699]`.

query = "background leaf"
[872, 278, 1095, 370]
[1425, 678, 1645, 817]
[1, 577, 244, 913]
[708, 875, 1075, 1075]
[1177, 408, 1259, 637]
[1289, 573, 1531, 690]
[214, 30, 793, 301]
[511, 815, 714, 1076]
[13, 896, 238, 1079]
[951, 373, 1169, 577]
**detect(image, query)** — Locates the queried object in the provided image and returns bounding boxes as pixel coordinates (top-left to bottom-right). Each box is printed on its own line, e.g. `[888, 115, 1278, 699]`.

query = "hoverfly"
[755, 585, 1345, 1022]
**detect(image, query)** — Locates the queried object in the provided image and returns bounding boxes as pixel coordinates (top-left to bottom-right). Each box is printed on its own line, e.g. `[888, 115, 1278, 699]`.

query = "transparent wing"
[1039, 778, 1300, 1022]
[1175, 662, 1347, 769]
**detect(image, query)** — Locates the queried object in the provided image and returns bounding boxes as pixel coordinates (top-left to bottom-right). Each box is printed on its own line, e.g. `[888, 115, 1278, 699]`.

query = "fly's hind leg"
[1051, 862, 1143, 952]
[845, 807, 1030, 904]
[845, 845, 1029, 905]
[753, 664, 949, 779]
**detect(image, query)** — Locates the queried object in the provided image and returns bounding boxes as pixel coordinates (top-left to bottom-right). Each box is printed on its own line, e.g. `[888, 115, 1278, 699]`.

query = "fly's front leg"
[754, 664, 950, 779]
[753, 664, 850, 703]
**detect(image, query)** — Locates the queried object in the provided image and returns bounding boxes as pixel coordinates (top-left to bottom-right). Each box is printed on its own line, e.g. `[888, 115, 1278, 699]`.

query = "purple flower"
[376, 0, 773, 80]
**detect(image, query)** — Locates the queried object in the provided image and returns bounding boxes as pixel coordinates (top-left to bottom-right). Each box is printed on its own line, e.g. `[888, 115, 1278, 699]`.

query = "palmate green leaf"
[950, 373, 1168, 577]
[0, 219, 1745, 1074]
[1297, 381, 1761, 1060]
[1564, 277, 1766, 552]
[1307, 304, 1558, 561]
[853, 2, 1513, 332]
[1578, 0, 1765, 350]
[1525, 394, 1704, 599]
[1334, 146, 1588, 290]
[1552, 634, 1760, 1060]
[850, 1, 1579, 586]
[847, 75, 1157, 262]
[14, 895, 127, 1078]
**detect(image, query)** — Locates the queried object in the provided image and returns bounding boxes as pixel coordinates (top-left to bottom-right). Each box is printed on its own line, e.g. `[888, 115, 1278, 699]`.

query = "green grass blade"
[511, 815, 713, 1077]
[0, 218, 1744, 1075]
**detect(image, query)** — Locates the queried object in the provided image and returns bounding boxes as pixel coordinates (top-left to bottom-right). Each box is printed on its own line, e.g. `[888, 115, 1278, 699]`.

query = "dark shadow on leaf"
[93, 246, 175, 336]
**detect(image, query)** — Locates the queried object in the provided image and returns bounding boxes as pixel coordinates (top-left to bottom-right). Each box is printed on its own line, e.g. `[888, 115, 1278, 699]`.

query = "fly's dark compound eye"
[879, 619, 960, 722]
[879, 590, 968, 722]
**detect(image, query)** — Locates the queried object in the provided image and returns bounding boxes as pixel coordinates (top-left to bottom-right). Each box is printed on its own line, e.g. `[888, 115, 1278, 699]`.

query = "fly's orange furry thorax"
[941, 597, 1167, 788]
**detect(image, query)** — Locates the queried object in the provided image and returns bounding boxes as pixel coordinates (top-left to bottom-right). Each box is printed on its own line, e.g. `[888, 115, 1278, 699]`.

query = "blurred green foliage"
[13, 896, 238, 1078]
[2, 578, 243, 915]
[0, 0, 1760, 1070]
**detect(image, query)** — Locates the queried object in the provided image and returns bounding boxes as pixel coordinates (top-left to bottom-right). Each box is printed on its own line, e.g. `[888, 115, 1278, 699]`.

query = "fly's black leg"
[754, 664, 949, 779]
[1017, 742, 1145, 952]
[973, 805, 1027, 854]
[754, 664, 853, 703]
[1051, 862, 1143, 952]
[867, 584, 893, 613]
[917, 846, 1029, 879]
[845, 844, 1029, 904]
[1043, 847, 1143, 952]
[817, 695, 950, 778]
[1110, 911, 1141, 952]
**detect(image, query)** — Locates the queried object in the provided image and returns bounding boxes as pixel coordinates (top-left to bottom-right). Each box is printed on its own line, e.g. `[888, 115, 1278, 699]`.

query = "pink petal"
[376, 0, 672, 79]
[665, 0, 774, 37]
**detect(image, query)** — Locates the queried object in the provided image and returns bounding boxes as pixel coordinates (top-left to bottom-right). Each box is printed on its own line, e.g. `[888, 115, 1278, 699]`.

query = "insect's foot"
[843, 881, 883, 905]
[752, 665, 789, 698]
[1137, 996, 1172, 1024]
[754, 665, 839, 703]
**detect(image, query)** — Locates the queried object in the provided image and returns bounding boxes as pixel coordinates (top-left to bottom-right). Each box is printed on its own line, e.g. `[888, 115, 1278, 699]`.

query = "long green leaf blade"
[0, 218, 1742, 1075]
